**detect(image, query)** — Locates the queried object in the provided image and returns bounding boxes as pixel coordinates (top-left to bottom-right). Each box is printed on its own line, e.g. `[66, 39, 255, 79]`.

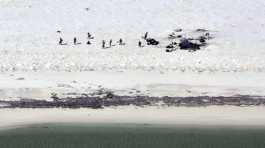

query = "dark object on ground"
[57, 30, 61, 33]
[166, 44, 174, 49]
[73, 37, 81, 45]
[198, 36, 207, 43]
[118, 38, 125, 45]
[166, 42, 178, 52]
[166, 48, 176, 52]
[51, 93, 60, 102]
[109, 39, 113, 47]
[87, 32, 94, 39]
[59, 37, 67, 45]
[166, 42, 177, 49]
[168, 33, 178, 39]
[196, 28, 209, 32]
[74, 37, 77, 45]
[166, 49, 172, 52]
[118, 38, 122, 45]
[138, 41, 143, 47]
[172, 42, 177, 45]
[168, 33, 182, 39]
[177, 35, 182, 38]
[87, 32, 91, 38]
[174, 28, 183, 32]
[59, 38, 63, 45]
[86, 40, 91, 45]
[102, 40, 106, 49]
[1, 94, 265, 109]
[105, 91, 114, 99]
[146, 38, 159, 45]
[143, 32, 148, 39]
[179, 38, 200, 50]
[205, 32, 214, 40]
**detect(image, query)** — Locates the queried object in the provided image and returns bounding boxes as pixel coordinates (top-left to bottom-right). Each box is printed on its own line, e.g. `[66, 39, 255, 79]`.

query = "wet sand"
[1, 106, 265, 130]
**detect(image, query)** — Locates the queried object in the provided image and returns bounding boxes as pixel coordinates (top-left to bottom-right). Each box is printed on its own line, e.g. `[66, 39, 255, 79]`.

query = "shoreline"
[2, 106, 265, 130]
[1, 95, 265, 109]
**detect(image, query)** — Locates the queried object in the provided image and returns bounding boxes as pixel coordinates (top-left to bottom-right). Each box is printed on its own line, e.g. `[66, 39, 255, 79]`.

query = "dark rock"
[174, 29, 183, 32]
[166, 44, 174, 49]
[168, 34, 177, 39]
[179, 39, 200, 50]
[177, 35, 182, 38]
[146, 38, 159, 45]
[198, 36, 206, 43]
[205, 32, 214, 40]
[166, 42, 178, 52]
[172, 42, 177, 45]
[196, 29, 208, 32]
[105, 91, 114, 99]
[166, 49, 174, 52]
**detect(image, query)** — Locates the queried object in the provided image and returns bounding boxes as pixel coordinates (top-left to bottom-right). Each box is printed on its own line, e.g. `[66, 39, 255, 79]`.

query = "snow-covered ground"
[1, 0, 265, 99]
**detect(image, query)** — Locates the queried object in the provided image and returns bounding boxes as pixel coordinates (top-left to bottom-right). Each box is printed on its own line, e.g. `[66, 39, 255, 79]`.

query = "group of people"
[58, 31, 150, 49]
[101, 38, 125, 49]
[58, 32, 94, 46]
[58, 30, 212, 52]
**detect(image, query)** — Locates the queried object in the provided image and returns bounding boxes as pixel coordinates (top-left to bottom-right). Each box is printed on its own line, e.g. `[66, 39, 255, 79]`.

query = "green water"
[1, 123, 265, 148]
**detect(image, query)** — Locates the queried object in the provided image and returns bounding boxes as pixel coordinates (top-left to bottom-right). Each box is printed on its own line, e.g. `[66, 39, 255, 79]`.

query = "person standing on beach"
[87, 32, 91, 38]
[109, 39, 113, 47]
[86, 40, 91, 45]
[138, 41, 143, 47]
[144, 32, 148, 40]
[118, 38, 124, 45]
[73, 37, 77, 45]
[59, 37, 63, 45]
[102, 40, 106, 48]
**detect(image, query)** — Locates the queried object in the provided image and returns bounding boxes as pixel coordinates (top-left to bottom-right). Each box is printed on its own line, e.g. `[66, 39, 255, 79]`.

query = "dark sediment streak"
[1, 93, 265, 109]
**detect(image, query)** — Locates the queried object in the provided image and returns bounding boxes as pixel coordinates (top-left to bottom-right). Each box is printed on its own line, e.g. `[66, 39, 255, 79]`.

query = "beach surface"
[1, 106, 265, 129]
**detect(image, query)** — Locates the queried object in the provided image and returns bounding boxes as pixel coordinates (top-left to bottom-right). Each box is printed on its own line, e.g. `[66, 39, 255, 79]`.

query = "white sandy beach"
[1, 71, 265, 101]
[1, 106, 265, 129]
[1, 0, 265, 134]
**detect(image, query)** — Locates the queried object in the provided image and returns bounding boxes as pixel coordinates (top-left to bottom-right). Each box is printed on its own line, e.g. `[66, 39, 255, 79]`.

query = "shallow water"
[1, 123, 265, 148]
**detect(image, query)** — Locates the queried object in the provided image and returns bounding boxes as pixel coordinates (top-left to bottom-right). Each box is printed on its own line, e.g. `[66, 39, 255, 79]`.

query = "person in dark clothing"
[118, 38, 124, 45]
[109, 39, 113, 47]
[87, 32, 91, 38]
[87, 32, 95, 39]
[73, 37, 77, 45]
[102, 40, 106, 48]
[205, 32, 211, 40]
[86, 40, 91, 45]
[144, 32, 148, 40]
[138, 41, 142, 47]
[59, 37, 63, 45]
[58, 37, 67, 45]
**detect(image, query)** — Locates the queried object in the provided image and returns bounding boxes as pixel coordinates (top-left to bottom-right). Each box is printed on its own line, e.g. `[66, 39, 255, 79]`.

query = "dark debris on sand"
[0, 90, 265, 109]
